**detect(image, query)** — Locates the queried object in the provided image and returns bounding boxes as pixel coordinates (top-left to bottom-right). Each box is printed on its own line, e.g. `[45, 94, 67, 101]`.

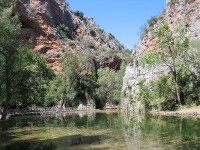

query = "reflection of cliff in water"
[2, 112, 121, 130]
[1, 111, 200, 149]
[121, 112, 200, 150]
[77, 111, 96, 118]
[54, 111, 96, 119]
[121, 112, 167, 150]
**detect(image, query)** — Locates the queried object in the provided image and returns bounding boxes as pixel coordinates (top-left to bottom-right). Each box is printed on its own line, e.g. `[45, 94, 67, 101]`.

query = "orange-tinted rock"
[16, 0, 128, 72]
[15, 0, 74, 71]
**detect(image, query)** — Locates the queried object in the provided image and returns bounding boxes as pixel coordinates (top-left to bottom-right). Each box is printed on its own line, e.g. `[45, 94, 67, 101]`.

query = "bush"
[170, 0, 179, 5]
[68, 41, 76, 48]
[109, 33, 115, 39]
[138, 75, 178, 111]
[73, 11, 85, 20]
[90, 29, 96, 37]
[148, 16, 158, 26]
[57, 24, 74, 39]
[160, 96, 178, 111]
[139, 23, 148, 39]
[83, 40, 96, 49]
[190, 40, 200, 51]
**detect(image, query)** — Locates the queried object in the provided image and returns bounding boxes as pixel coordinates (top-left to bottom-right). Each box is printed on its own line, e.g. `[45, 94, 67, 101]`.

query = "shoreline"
[150, 105, 200, 117]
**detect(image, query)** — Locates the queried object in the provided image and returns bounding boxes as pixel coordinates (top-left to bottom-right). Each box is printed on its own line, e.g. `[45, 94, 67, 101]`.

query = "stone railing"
[7, 107, 78, 116]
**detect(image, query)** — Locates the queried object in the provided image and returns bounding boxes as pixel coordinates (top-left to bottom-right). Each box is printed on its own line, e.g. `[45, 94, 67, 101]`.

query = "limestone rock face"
[121, 0, 200, 112]
[16, 0, 128, 72]
[16, 0, 74, 34]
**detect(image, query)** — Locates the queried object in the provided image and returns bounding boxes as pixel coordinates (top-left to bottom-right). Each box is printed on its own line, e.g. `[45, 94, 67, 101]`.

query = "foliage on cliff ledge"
[139, 23, 200, 111]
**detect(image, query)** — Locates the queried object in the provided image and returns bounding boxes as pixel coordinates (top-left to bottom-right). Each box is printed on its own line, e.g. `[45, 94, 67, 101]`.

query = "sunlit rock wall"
[121, 0, 200, 113]
[15, 0, 128, 72]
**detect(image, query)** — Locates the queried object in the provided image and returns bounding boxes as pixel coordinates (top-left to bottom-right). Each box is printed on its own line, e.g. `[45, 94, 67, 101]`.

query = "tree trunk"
[61, 83, 68, 109]
[1, 93, 10, 120]
[1, 58, 12, 120]
[61, 94, 65, 110]
[173, 71, 182, 106]
[175, 81, 182, 106]
[1, 91, 11, 120]
[105, 91, 108, 104]
[1, 105, 8, 120]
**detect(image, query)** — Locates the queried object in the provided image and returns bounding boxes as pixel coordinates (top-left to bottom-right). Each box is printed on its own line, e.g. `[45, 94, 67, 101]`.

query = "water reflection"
[1, 111, 200, 149]
[5, 140, 56, 150]
[122, 112, 200, 150]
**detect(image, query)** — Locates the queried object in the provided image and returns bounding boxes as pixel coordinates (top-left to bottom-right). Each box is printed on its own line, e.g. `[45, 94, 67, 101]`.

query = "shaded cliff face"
[16, 0, 128, 72]
[121, 0, 200, 112]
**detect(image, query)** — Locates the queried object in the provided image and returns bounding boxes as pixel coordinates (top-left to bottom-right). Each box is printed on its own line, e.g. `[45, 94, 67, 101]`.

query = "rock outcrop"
[121, 0, 200, 112]
[15, 0, 128, 72]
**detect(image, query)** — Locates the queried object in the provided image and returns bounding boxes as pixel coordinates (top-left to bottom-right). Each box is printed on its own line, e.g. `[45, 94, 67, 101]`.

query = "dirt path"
[150, 105, 200, 117]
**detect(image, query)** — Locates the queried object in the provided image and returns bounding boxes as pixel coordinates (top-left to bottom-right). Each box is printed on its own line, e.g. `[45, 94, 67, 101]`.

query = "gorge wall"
[121, 0, 200, 113]
[15, 0, 129, 72]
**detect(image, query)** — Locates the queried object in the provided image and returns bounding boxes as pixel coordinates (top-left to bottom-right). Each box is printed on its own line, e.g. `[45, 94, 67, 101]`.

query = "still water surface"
[0, 111, 200, 150]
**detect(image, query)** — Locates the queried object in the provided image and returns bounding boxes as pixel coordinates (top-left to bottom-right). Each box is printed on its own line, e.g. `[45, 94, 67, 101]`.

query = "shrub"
[109, 33, 115, 39]
[90, 29, 96, 37]
[68, 41, 76, 48]
[73, 11, 85, 20]
[170, 0, 179, 5]
[57, 24, 74, 39]
[138, 75, 178, 111]
[190, 40, 200, 51]
[139, 23, 148, 39]
[148, 16, 158, 26]
[83, 40, 96, 49]
[160, 97, 178, 111]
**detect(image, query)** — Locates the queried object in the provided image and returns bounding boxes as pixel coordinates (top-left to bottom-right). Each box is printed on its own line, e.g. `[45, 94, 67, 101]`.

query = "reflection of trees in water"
[2, 112, 200, 149]
[122, 112, 174, 150]
[121, 112, 200, 150]
[4, 140, 56, 150]
[77, 111, 96, 118]
[0, 112, 124, 149]
[3, 134, 103, 150]
[2, 112, 122, 129]
[121, 112, 147, 150]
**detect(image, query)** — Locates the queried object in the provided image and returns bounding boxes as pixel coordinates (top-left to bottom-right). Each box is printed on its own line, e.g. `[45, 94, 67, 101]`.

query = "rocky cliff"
[15, 0, 128, 72]
[121, 0, 200, 112]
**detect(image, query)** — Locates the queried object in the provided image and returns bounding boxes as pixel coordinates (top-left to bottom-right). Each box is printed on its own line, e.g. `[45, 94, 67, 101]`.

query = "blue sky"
[67, 0, 166, 50]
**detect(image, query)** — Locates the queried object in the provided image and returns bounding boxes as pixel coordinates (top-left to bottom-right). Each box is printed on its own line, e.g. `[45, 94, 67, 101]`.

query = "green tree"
[184, 40, 200, 105]
[138, 74, 181, 111]
[45, 73, 66, 106]
[11, 47, 55, 108]
[46, 50, 97, 108]
[96, 65, 125, 106]
[190, 40, 200, 73]
[140, 22, 189, 106]
[0, 5, 54, 120]
[155, 23, 189, 105]
[0, 7, 21, 120]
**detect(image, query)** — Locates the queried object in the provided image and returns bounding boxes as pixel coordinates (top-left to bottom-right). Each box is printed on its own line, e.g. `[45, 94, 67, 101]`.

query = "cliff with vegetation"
[15, 0, 129, 72]
[121, 0, 200, 113]
[0, 0, 129, 120]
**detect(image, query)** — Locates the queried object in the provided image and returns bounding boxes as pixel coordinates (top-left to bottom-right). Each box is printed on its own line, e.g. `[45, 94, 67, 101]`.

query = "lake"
[0, 111, 200, 150]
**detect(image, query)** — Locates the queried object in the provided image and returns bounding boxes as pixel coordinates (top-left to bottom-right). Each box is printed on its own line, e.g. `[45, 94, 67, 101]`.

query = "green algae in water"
[1, 112, 200, 150]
